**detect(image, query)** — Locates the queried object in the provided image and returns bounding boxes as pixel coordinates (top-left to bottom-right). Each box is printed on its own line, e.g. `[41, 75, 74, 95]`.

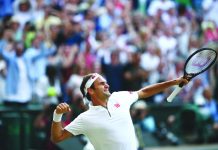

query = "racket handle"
[167, 85, 183, 102]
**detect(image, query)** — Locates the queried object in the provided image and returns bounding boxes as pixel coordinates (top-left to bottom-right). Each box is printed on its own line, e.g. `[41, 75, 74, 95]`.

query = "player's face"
[92, 76, 111, 98]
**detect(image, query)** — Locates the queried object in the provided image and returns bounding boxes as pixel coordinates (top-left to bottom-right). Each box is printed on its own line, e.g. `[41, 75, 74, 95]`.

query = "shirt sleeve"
[64, 115, 85, 136]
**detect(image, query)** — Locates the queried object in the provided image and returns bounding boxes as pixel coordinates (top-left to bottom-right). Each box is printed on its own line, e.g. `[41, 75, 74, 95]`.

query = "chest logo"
[114, 103, 120, 108]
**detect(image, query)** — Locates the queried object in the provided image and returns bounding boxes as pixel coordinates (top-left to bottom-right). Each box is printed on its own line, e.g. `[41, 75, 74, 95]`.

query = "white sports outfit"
[64, 91, 139, 150]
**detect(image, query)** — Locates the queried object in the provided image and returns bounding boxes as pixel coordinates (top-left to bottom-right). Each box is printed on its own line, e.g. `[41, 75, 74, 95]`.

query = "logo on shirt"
[114, 103, 120, 108]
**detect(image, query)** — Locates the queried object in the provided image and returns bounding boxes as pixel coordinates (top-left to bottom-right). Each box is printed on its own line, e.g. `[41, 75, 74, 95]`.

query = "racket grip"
[167, 85, 183, 102]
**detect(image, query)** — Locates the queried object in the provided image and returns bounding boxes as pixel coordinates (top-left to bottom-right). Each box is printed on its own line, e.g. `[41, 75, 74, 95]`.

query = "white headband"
[84, 73, 100, 95]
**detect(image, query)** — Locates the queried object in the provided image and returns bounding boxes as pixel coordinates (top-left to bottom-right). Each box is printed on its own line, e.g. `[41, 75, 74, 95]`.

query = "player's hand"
[55, 103, 71, 114]
[176, 76, 189, 85]
[181, 77, 189, 85]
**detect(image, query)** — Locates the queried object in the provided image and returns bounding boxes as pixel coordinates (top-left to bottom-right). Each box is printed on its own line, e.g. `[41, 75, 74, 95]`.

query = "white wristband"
[53, 110, 63, 122]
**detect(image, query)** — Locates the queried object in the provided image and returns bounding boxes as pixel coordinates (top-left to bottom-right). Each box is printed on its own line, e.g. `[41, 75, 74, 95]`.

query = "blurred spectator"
[34, 64, 62, 150]
[0, 36, 56, 106]
[0, 58, 6, 103]
[123, 52, 147, 91]
[93, 31, 114, 61]
[32, 0, 46, 31]
[200, 87, 218, 120]
[131, 0, 151, 16]
[34, 65, 61, 106]
[53, 44, 78, 102]
[199, 87, 218, 143]
[167, 104, 206, 144]
[182, 78, 205, 104]
[96, 1, 114, 32]
[176, 18, 191, 58]
[25, 32, 56, 83]
[9, 16, 23, 41]
[66, 64, 86, 105]
[131, 100, 156, 133]
[63, 20, 84, 46]
[0, 41, 32, 106]
[0, 28, 14, 48]
[156, 27, 177, 62]
[201, 20, 218, 43]
[101, 50, 124, 92]
[40, 6, 62, 43]
[23, 21, 36, 48]
[131, 100, 159, 149]
[213, 61, 218, 101]
[147, 0, 176, 17]
[77, 41, 96, 73]
[12, 0, 35, 30]
[202, 0, 218, 26]
[140, 43, 160, 84]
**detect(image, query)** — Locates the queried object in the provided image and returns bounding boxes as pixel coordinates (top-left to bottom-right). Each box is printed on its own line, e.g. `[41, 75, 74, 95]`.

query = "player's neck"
[92, 97, 108, 107]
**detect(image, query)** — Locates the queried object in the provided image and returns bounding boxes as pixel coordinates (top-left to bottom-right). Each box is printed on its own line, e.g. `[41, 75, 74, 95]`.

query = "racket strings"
[185, 50, 216, 74]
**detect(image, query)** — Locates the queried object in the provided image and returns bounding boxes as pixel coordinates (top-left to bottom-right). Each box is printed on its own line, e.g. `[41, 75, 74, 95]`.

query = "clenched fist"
[55, 103, 71, 114]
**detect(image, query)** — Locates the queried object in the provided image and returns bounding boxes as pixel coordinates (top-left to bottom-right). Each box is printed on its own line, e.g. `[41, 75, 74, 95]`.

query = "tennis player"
[51, 73, 189, 150]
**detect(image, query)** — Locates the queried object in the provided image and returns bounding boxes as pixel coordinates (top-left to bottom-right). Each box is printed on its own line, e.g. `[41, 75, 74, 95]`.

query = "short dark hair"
[80, 74, 95, 101]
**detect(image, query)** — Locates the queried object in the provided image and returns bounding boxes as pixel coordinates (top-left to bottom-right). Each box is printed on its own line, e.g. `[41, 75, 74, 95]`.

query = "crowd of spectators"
[0, 0, 218, 149]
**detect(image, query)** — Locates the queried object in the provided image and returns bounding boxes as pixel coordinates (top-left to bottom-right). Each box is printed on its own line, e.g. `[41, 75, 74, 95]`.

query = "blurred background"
[0, 0, 218, 150]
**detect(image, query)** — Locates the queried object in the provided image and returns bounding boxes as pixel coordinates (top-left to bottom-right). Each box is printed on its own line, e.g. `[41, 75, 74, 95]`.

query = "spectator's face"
[203, 88, 212, 100]
[19, 2, 30, 12]
[10, 22, 20, 30]
[175, 61, 184, 72]
[85, 9, 95, 20]
[66, 0, 79, 4]
[116, 25, 125, 35]
[50, 25, 60, 39]
[73, 23, 81, 32]
[3, 30, 13, 40]
[193, 79, 202, 88]
[32, 37, 41, 48]
[168, 8, 176, 15]
[15, 43, 24, 56]
[64, 21, 74, 33]
[36, 0, 44, 8]
[111, 52, 119, 65]
[134, 109, 148, 120]
[132, 53, 140, 65]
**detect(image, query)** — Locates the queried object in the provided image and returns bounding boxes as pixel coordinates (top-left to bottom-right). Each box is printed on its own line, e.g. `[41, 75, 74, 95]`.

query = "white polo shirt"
[64, 91, 139, 150]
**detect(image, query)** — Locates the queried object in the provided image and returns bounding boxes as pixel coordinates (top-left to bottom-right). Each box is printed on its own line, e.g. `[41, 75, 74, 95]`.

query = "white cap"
[132, 100, 147, 109]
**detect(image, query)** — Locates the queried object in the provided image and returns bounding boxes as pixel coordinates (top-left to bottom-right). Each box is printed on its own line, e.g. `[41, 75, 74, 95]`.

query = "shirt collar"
[88, 101, 110, 110]
[89, 102, 103, 109]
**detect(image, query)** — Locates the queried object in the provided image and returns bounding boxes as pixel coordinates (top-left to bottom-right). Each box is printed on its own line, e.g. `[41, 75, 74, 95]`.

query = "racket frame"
[183, 47, 217, 81]
[167, 47, 217, 102]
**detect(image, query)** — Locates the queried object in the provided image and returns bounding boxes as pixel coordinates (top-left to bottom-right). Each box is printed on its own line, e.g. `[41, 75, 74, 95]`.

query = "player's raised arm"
[50, 103, 73, 143]
[137, 77, 189, 100]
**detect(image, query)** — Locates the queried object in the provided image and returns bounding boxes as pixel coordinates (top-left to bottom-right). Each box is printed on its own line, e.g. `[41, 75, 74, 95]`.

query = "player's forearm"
[50, 110, 66, 143]
[50, 121, 65, 143]
[138, 79, 179, 99]
[51, 103, 73, 143]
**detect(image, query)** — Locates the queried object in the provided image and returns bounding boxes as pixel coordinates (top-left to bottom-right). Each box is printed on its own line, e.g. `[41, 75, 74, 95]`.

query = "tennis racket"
[167, 48, 217, 102]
